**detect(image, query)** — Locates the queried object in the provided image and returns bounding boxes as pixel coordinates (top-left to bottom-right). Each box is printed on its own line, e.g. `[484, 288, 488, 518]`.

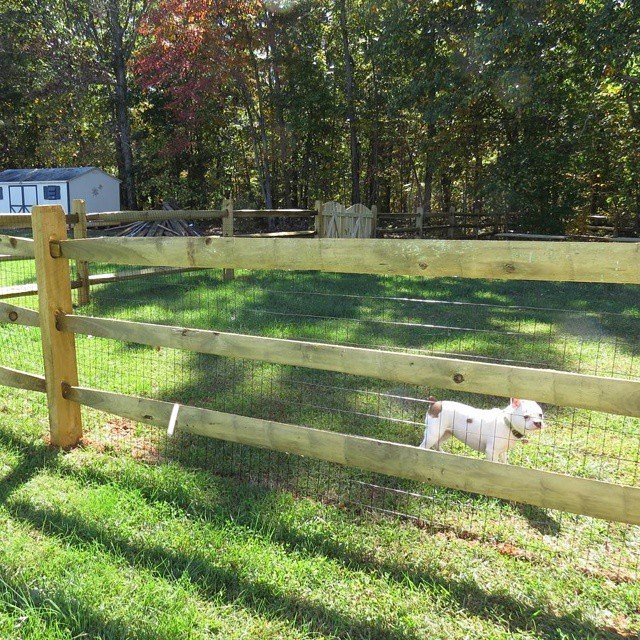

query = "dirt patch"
[495, 542, 535, 561]
[577, 563, 637, 585]
[82, 417, 160, 463]
[603, 615, 637, 638]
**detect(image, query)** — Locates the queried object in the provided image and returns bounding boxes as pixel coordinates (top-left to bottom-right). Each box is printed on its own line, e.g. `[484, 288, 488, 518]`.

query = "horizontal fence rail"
[4, 301, 639, 416]
[232, 209, 316, 218]
[63, 384, 640, 526]
[0, 208, 317, 230]
[0, 365, 46, 393]
[0, 214, 77, 229]
[55, 237, 640, 283]
[0, 210, 223, 229]
[0, 255, 32, 262]
[0, 301, 39, 326]
[0, 283, 39, 299]
[496, 233, 640, 243]
[0, 268, 197, 300]
[85, 209, 225, 224]
[0, 234, 35, 258]
[52, 312, 640, 418]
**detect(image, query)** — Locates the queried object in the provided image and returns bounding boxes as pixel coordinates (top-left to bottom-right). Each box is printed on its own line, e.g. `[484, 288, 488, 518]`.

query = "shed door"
[9, 185, 38, 212]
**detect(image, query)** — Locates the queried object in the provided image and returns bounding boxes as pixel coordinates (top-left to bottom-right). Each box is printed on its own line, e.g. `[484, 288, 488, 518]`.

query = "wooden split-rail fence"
[1, 204, 640, 527]
[0, 199, 379, 299]
[0, 199, 322, 298]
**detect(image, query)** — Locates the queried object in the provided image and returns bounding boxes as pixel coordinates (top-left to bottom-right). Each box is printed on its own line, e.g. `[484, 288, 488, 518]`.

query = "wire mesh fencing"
[1, 246, 639, 581]
[1, 228, 42, 376]
[47, 267, 637, 582]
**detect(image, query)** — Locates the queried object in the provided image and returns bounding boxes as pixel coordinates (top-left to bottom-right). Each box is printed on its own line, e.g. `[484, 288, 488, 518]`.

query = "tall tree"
[60, 0, 151, 208]
[336, 0, 360, 204]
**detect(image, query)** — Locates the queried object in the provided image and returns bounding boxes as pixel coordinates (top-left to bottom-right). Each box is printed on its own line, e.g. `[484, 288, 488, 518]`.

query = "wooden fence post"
[448, 206, 456, 239]
[222, 198, 234, 281]
[371, 205, 378, 238]
[416, 206, 424, 237]
[314, 200, 324, 238]
[32, 204, 82, 447]
[72, 199, 90, 306]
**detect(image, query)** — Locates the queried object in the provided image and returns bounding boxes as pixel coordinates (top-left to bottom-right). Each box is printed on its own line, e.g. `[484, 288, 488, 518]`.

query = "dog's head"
[504, 398, 545, 433]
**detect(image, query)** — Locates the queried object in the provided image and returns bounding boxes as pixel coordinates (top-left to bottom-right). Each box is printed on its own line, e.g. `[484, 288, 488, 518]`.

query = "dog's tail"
[427, 396, 442, 418]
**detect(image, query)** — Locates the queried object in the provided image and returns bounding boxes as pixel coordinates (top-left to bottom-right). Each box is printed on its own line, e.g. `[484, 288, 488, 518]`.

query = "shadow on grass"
[7, 464, 627, 640]
[9, 499, 425, 640]
[85, 269, 640, 373]
[513, 504, 561, 536]
[0, 432, 168, 639]
[0, 423, 627, 639]
[0, 428, 58, 506]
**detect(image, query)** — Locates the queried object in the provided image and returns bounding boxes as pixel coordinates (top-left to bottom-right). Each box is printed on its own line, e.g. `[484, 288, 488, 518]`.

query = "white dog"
[420, 397, 544, 463]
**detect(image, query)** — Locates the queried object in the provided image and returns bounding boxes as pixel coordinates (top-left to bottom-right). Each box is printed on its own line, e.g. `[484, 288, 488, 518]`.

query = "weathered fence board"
[233, 209, 317, 218]
[72, 200, 90, 305]
[57, 313, 640, 417]
[0, 214, 77, 229]
[0, 268, 196, 300]
[496, 233, 640, 243]
[56, 237, 640, 283]
[0, 365, 46, 393]
[0, 301, 39, 326]
[0, 282, 39, 299]
[65, 384, 640, 525]
[0, 234, 35, 258]
[222, 198, 234, 281]
[0, 209, 318, 231]
[0, 255, 31, 262]
[86, 267, 197, 286]
[86, 209, 226, 225]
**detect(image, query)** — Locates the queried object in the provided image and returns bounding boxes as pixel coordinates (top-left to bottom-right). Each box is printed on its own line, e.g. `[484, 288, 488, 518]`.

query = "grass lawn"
[0, 257, 639, 639]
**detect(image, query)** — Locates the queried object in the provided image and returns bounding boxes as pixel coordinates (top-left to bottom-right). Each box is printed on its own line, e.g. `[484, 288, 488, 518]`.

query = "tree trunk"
[107, 0, 137, 209]
[422, 52, 437, 215]
[472, 145, 483, 216]
[365, 43, 381, 208]
[423, 163, 433, 216]
[266, 11, 291, 207]
[250, 52, 273, 209]
[441, 172, 452, 214]
[337, 0, 360, 204]
[236, 51, 274, 210]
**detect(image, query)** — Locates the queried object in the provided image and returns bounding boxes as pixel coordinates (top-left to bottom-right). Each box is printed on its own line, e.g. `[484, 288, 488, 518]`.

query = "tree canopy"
[0, 0, 638, 233]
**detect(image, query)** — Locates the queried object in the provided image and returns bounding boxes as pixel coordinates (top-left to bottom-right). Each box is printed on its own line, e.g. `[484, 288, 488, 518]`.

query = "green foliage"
[1, 0, 638, 232]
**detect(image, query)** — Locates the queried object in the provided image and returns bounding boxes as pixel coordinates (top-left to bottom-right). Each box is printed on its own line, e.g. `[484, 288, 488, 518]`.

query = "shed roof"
[0, 167, 115, 183]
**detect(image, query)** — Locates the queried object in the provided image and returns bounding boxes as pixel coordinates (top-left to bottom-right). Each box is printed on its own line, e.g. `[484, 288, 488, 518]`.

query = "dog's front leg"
[420, 420, 447, 451]
[485, 444, 502, 463]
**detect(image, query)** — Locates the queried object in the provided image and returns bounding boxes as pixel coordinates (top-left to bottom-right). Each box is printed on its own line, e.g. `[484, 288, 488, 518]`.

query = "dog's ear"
[510, 398, 521, 409]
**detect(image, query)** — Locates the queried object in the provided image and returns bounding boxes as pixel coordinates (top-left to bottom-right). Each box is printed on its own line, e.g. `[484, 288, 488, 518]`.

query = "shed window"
[0, 187, 3, 200]
[43, 185, 61, 200]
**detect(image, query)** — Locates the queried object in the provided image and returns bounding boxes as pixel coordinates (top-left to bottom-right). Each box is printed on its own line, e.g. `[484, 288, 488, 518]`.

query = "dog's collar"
[503, 415, 526, 440]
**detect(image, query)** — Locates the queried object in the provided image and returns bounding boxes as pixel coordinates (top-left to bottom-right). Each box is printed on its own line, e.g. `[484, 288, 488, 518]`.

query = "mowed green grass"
[1, 262, 639, 638]
[1, 395, 639, 639]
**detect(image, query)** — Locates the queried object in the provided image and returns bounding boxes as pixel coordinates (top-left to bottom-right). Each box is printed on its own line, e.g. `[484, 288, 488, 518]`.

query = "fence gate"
[320, 202, 374, 238]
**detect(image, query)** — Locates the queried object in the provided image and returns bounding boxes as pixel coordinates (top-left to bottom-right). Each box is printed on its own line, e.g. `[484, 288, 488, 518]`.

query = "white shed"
[0, 167, 121, 214]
